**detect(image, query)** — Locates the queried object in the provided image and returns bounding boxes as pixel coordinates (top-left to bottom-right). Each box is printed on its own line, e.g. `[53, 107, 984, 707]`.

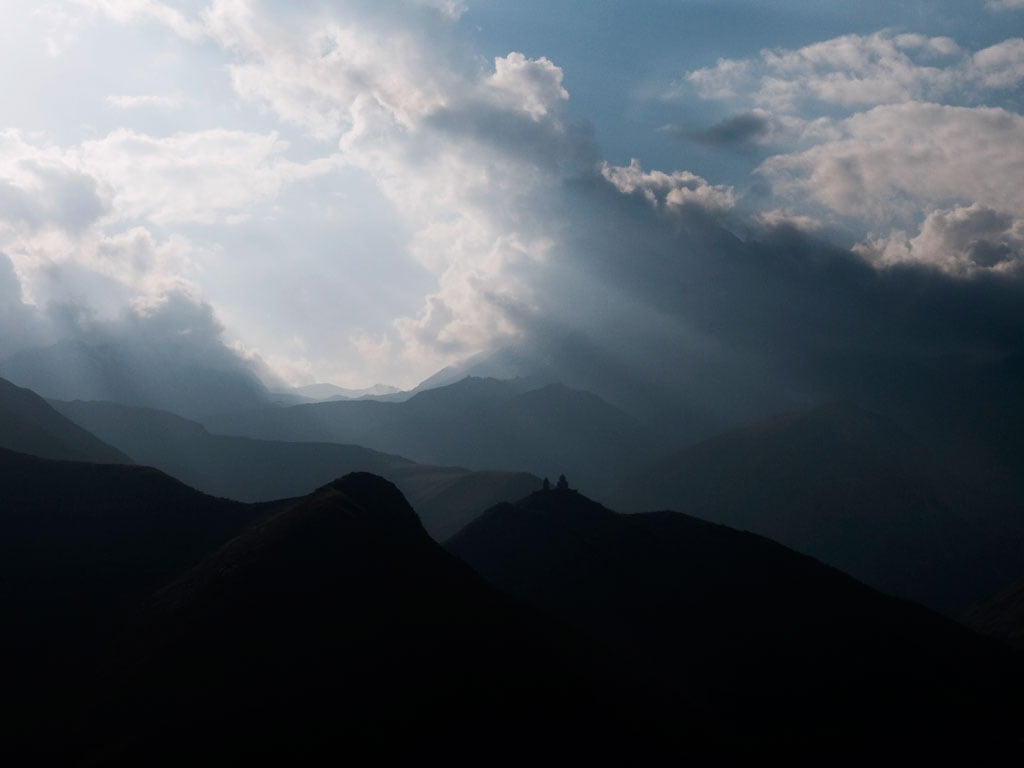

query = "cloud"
[21, 1, 585, 381]
[77, 128, 338, 224]
[412, 0, 466, 18]
[0, 238, 269, 417]
[676, 30, 1024, 280]
[681, 32, 1023, 110]
[855, 204, 1024, 275]
[756, 209, 823, 233]
[987, 0, 1024, 10]
[0, 253, 47, 358]
[970, 38, 1024, 88]
[0, 125, 340, 334]
[683, 111, 771, 147]
[0, 170, 106, 235]
[487, 52, 569, 120]
[196, 2, 589, 371]
[24, 0, 1024, 430]
[1, 126, 340, 229]
[200, 0, 461, 140]
[469, 174, 1024, 442]
[758, 102, 1024, 223]
[106, 93, 188, 109]
[69, 0, 205, 40]
[601, 160, 736, 212]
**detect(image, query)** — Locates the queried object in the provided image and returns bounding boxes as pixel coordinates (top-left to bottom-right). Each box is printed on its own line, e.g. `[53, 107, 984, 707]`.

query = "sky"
[1, 0, 1023, 391]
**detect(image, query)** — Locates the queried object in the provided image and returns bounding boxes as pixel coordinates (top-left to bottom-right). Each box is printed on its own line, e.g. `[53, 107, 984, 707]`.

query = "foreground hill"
[0, 377, 131, 464]
[447, 488, 1023, 756]
[0, 448, 272, 762]
[203, 376, 657, 497]
[967, 579, 1024, 651]
[6, 451, 1019, 760]
[79, 474, 685, 763]
[53, 398, 539, 540]
[1, 460, 688, 762]
[609, 401, 1024, 616]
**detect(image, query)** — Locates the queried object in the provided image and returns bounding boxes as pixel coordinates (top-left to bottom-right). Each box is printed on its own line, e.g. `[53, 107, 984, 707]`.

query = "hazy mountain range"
[610, 400, 1024, 616]
[6, 368, 1023, 618]
[0, 376, 131, 465]
[202, 376, 659, 498]
[50, 397, 540, 541]
[291, 382, 402, 400]
[3, 369, 1023, 760]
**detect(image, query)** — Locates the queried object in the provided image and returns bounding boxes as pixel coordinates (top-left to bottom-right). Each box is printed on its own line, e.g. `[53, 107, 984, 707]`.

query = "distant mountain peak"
[293, 382, 401, 401]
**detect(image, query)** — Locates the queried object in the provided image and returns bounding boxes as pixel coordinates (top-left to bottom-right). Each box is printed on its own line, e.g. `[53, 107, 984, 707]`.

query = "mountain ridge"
[608, 399, 1024, 616]
[447, 486, 1024, 756]
[202, 376, 658, 496]
[0, 376, 132, 464]
[52, 397, 542, 540]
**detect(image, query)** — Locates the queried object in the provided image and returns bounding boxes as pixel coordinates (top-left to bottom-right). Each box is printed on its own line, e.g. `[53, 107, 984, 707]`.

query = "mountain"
[203, 376, 658, 497]
[410, 346, 549, 394]
[5, 448, 1020, 760]
[608, 401, 1024, 616]
[0, 339, 270, 419]
[0, 376, 131, 464]
[52, 398, 540, 540]
[3, 463, 693, 762]
[0, 448, 272, 762]
[446, 487, 1023, 756]
[83, 474, 691, 763]
[294, 382, 401, 400]
[967, 579, 1024, 650]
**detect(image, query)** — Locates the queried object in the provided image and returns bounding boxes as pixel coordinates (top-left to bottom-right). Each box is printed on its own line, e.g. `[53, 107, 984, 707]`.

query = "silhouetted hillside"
[447, 487, 1024, 756]
[53, 398, 540, 540]
[203, 376, 657, 496]
[0, 448, 271, 762]
[0, 376, 131, 464]
[609, 401, 1024, 616]
[0, 339, 270, 419]
[5, 447, 1021, 761]
[967, 579, 1024, 650]
[46, 473, 690, 763]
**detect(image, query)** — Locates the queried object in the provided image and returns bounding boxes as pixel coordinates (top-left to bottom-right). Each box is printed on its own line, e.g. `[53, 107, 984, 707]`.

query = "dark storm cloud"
[668, 112, 771, 147]
[469, 169, 1024, 452]
[0, 273, 269, 418]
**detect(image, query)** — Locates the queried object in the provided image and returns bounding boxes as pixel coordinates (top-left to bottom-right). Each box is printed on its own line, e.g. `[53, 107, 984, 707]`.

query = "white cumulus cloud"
[681, 31, 1023, 110]
[601, 160, 735, 213]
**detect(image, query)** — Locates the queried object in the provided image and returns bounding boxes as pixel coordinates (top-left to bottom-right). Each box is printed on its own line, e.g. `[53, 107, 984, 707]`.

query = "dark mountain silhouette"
[203, 376, 657, 496]
[0, 376, 131, 464]
[609, 401, 1024, 616]
[3, 463, 696, 763]
[446, 488, 1024, 756]
[52, 398, 540, 540]
[0, 338, 270, 420]
[967, 579, 1024, 651]
[4, 447, 1021, 760]
[0, 448, 272, 762]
